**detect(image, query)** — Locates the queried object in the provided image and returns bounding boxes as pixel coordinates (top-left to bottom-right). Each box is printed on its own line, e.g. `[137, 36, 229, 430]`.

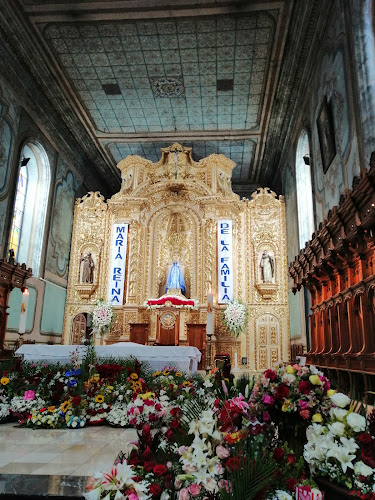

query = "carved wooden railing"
[289, 153, 375, 377]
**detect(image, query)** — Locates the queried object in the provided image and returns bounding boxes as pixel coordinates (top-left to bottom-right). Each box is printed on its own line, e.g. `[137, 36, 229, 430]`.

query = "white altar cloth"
[15, 343, 201, 374]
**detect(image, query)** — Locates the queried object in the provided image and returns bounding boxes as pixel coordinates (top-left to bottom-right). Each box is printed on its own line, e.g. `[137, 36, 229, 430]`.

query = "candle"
[207, 290, 214, 336]
[18, 288, 29, 334]
[234, 352, 238, 368]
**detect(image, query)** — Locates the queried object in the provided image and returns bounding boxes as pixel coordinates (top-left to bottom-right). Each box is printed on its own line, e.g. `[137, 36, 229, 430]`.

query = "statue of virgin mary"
[166, 261, 186, 294]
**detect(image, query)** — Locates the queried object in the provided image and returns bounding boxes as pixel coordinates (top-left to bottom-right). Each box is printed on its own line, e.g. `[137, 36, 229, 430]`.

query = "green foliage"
[235, 373, 254, 396]
[219, 444, 277, 500]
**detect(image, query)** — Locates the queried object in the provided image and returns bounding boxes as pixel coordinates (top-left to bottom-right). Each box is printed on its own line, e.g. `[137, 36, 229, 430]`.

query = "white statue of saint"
[260, 250, 274, 283]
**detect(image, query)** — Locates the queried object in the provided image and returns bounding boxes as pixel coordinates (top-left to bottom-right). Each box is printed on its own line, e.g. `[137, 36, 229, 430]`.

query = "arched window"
[9, 142, 50, 276]
[296, 130, 314, 249]
[9, 160, 28, 259]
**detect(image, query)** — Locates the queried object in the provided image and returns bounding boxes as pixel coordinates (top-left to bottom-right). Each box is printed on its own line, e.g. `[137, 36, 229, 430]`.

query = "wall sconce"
[21, 156, 30, 167]
[303, 154, 310, 165]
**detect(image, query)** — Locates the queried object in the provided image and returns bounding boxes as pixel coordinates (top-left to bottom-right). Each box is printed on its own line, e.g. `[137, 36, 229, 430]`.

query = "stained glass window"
[9, 165, 28, 259]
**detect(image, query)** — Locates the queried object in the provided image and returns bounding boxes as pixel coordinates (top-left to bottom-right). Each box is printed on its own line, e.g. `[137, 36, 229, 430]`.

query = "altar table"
[15, 342, 201, 374]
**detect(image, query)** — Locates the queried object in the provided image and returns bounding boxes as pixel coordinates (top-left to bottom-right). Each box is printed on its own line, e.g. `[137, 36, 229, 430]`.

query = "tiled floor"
[0, 422, 137, 476]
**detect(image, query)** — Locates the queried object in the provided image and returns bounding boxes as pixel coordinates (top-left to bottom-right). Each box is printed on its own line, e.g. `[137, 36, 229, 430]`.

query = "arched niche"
[146, 205, 202, 300]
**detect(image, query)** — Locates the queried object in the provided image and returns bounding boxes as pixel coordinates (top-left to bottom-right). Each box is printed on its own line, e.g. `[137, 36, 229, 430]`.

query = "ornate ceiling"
[0, 0, 332, 196]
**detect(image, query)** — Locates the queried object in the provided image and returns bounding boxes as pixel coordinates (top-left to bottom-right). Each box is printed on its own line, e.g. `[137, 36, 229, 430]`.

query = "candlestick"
[206, 290, 214, 372]
[18, 288, 29, 335]
[206, 290, 213, 336]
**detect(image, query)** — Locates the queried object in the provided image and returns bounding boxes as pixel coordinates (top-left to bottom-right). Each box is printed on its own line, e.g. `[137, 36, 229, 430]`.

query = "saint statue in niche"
[260, 250, 275, 283]
[81, 252, 95, 284]
[166, 260, 186, 294]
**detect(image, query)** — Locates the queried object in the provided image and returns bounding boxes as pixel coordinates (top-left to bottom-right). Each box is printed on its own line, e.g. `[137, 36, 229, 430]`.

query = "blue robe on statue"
[166, 261, 186, 294]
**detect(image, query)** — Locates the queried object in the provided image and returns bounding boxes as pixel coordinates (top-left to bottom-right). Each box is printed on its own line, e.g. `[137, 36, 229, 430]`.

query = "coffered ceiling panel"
[44, 14, 275, 136]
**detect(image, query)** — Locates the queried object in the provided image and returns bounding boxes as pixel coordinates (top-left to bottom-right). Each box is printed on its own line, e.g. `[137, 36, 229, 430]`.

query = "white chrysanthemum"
[354, 460, 374, 477]
[346, 412, 366, 433]
[328, 422, 345, 436]
[330, 392, 350, 408]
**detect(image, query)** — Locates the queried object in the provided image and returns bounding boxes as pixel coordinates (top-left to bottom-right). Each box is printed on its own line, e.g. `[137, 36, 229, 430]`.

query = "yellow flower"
[138, 392, 155, 400]
[153, 371, 161, 377]
[309, 375, 322, 386]
[163, 370, 170, 376]
[95, 394, 105, 404]
[60, 401, 71, 413]
[0, 377, 9, 385]
[312, 413, 323, 423]
[130, 373, 138, 380]
[327, 389, 336, 397]
[182, 381, 192, 387]
[286, 365, 295, 374]
[282, 400, 290, 412]
[108, 386, 113, 392]
[47, 406, 56, 412]
[89, 374, 100, 383]
[175, 372, 183, 377]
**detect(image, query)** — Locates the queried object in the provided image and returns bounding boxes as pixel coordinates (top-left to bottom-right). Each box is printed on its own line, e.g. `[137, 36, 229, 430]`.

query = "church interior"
[0, 0, 374, 497]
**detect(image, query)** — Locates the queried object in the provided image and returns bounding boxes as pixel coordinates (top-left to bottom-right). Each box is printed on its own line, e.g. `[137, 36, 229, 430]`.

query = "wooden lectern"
[186, 323, 206, 370]
[156, 309, 179, 345]
[129, 323, 149, 345]
[0, 256, 32, 352]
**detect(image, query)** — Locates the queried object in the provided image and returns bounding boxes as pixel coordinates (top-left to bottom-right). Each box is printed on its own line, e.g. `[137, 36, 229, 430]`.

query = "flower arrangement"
[250, 363, 333, 456]
[222, 298, 247, 338]
[3, 354, 375, 499]
[145, 295, 198, 310]
[91, 298, 114, 335]
[304, 393, 374, 493]
[10, 391, 46, 420]
[25, 406, 63, 428]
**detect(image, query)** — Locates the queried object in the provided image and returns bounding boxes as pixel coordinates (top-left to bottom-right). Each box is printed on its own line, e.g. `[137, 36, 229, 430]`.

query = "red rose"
[274, 384, 289, 400]
[287, 453, 296, 465]
[226, 456, 245, 472]
[144, 461, 155, 473]
[273, 447, 284, 462]
[149, 484, 162, 497]
[153, 464, 168, 477]
[170, 407, 183, 418]
[98, 408, 104, 414]
[264, 369, 277, 382]
[286, 477, 298, 492]
[359, 433, 373, 444]
[170, 419, 180, 430]
[72, 396, 82, 407]
[298, 381, 311, 394]
[166, 429, 175, 442]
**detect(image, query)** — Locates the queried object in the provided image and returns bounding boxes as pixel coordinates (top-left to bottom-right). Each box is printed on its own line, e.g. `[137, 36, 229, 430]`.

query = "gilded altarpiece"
[62, 144, 289, 372]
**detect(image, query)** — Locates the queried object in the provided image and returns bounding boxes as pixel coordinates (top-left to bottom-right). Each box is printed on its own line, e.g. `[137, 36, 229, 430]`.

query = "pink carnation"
[189, 484, 201, 497]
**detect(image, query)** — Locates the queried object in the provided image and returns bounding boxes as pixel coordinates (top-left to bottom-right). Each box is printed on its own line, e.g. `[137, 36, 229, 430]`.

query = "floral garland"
[92, 299, 114, 336]
[145, 295, 197, 310]
[222, 298, 247, 338]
